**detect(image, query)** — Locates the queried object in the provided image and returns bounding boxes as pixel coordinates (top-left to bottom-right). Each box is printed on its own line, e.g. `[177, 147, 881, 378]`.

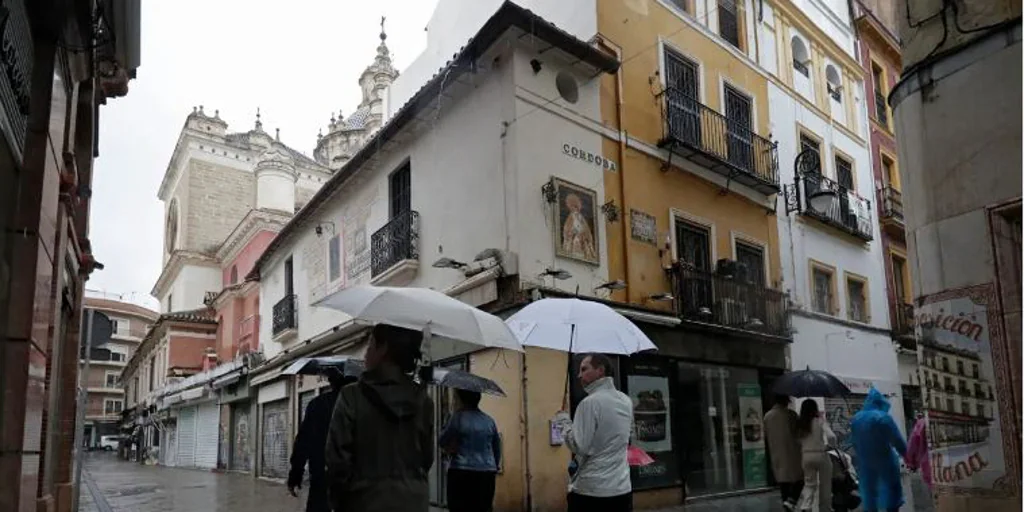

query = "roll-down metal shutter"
[194, 401, 220, 469]
[176, 406, 197, 468]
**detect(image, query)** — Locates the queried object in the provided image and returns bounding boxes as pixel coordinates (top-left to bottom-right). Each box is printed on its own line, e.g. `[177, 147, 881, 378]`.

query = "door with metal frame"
[261, 399, 290, 478]
[665, 49, 701, 147]
[229, 402, 252, 472]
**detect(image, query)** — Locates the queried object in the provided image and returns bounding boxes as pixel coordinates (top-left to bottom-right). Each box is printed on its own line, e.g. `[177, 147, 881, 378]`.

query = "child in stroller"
[828, 448, 861, 512]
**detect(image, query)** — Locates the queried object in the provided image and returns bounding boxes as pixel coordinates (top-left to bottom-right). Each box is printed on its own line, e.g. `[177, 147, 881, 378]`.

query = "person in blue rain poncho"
[849, 388, 907, 512]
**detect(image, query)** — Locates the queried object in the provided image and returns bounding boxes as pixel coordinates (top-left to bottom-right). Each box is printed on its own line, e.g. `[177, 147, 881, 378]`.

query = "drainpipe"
[520, 352, 532, 512]
[596, 36, 631, 302]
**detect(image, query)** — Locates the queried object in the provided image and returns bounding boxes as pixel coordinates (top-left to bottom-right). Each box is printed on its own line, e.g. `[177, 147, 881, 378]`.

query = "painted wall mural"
[916, 284, 1019, 498]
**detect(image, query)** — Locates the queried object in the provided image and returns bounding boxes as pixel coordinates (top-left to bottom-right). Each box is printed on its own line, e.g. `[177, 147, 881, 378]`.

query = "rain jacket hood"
[850, 387, 907, 511]
[360, 365, 424, 421]
[325, 363, 434, 512]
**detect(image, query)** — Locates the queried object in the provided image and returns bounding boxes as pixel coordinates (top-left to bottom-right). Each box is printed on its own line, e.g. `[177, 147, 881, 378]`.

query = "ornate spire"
[275, 128, 280, 141]
[380, 15, 387, 42]
[255, 107, 263, 131]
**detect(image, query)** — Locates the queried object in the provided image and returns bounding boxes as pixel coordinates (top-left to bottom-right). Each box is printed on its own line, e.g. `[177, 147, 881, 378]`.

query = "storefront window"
[625, 357, 680, 489]
[675, 362, 768, 495]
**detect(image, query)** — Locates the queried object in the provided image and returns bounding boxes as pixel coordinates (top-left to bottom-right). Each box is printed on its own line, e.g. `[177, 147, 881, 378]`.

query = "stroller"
[828, 448, 861, 512]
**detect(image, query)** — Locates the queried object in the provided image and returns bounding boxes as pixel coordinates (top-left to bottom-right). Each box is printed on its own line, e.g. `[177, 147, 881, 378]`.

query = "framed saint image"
[552, 177, 600, 265]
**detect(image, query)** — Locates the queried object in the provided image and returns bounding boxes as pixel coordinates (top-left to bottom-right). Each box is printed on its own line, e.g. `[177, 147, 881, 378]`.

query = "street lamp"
[594, 279, 627, 292]
[540, 268, 572, 280]
[807, 188, 837, 212]
[432, 257, 467, 269]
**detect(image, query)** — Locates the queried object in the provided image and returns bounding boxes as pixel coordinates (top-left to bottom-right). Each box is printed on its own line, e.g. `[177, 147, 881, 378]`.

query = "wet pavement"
[79, 452, 305, 512]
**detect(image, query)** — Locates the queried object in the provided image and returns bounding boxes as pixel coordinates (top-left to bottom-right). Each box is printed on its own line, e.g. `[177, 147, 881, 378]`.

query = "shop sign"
[627, 359, 680, 489]
[630, 209, 657, 245]
[738, 383, 767, 487]
[562, 143, 618, 171]
[917, 285, 1015, 497]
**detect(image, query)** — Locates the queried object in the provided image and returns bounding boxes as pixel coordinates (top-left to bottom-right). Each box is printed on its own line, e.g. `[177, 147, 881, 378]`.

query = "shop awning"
[179, 387, 205, 402]
[211, 372, 241, 389]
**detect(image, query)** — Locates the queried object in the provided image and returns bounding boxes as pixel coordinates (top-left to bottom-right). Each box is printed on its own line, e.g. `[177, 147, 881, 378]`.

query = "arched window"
[165, 199, 179, 253]
[791, 37, 810, 77]
[230, 265, 239, 284]
[825, 64, 842, 102]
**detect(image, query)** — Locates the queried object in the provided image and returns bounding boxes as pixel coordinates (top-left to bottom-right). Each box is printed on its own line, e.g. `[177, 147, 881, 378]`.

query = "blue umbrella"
[773, 367, 852, 398]
[432, 368, 506, 397]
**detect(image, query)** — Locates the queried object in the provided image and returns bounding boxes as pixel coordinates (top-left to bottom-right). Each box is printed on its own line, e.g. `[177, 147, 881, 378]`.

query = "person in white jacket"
[560, 353, 633, 512]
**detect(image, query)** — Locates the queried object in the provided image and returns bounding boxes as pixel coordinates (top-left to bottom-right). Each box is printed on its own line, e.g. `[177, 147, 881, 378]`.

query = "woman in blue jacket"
[850, 388, 908, 512]
[439, 389, 502, 512]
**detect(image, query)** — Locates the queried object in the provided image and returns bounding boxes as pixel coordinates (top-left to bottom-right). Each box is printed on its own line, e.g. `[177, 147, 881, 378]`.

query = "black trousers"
[306, 480, 330, 512]
[567, 491, 633, 512]
[779, 480, 804, 504]
[447, 468, 497, 512]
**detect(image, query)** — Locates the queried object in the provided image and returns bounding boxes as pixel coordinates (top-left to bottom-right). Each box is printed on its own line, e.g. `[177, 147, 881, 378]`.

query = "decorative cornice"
[215, 208, 292, 264]
[150, 250, 219, 298]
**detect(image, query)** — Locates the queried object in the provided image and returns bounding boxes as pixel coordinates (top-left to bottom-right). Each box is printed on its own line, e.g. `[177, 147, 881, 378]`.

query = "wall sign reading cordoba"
[562, 143, 617, 171]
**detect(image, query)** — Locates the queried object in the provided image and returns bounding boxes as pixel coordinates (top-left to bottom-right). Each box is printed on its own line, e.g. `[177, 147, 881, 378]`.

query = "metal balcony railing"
[881, 186, 903, 222]
[371, 210, 420, 278]
[792, 169, 874, 241]
[893, 302, 914, 337]
[667, 263, 790, 337]
[272, 295, 297, 336]
[238, 314, 259, 354]
[658, 87, 779, 193]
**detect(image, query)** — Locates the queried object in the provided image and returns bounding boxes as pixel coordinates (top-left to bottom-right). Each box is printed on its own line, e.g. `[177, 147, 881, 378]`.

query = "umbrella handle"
[562, 324, 576, 411]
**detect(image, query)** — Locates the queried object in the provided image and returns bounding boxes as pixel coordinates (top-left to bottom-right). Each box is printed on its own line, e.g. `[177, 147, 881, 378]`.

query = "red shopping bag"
[627, 445, 654, 466]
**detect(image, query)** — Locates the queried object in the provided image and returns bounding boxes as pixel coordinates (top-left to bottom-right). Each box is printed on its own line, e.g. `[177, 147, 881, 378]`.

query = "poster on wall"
[737, 383, 767, 488]
[917, 285, 1016, 497]
[627, 360, 679, 489]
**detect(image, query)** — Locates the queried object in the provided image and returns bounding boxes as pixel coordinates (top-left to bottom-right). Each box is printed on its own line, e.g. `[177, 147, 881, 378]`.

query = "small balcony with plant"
[665, 259, 791, 339]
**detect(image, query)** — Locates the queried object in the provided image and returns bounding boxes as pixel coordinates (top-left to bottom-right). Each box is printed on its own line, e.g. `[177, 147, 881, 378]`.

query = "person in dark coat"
[288, 370, 358, 512]
[326, 324, 434, 512]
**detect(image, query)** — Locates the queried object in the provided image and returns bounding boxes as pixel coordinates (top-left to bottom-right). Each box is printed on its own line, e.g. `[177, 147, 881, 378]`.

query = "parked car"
[99, 435, 120, 451]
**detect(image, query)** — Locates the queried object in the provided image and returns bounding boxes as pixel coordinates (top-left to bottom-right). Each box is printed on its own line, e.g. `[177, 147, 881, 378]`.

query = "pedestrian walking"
[439, 389, 502, 512]
[764, 394, 804, 510]
[795, 399, 836, 512]
[559, 353, 633, 512]
[325, 323, 435, 512]
[905, 414, 932, 490]
[850, 388, 908, 512]
[288, 370, 358, 512]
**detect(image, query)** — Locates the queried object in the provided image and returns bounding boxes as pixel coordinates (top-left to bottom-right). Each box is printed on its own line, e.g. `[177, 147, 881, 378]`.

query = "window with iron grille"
[835, 155, 853, 190]
[675, 220, 711, 270]
[718, 0, 741, 49]
[847, 277, 867, 322]
[668, 0, 692, 14]
[735, 241, 765, 286]
[799, 133, 820, 158]
[812, 267, 833, 314]
[389, 162, 412, 219]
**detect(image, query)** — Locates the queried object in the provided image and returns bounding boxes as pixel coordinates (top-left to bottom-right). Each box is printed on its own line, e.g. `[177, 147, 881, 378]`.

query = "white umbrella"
[315, 285, 523, 360]
[505, 298, 657, 355]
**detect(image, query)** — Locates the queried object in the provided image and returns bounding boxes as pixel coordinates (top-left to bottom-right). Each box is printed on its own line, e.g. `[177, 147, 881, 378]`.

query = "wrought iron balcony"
[893, 302, 914, 337]
[881, 186, 904, 222]
[658, 87, 780, 194]
[272, 295, 297, 336]
[666, 262, 790, 338]
[371, 210, 420, 278]
[784, 151, 874, 241]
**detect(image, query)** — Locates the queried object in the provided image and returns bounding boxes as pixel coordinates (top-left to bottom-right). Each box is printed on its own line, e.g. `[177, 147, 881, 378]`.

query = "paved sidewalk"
[79, 452, 305, 512]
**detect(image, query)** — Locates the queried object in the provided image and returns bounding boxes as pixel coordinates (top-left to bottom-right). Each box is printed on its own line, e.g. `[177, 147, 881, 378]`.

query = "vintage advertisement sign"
[738, 383, 767, 487]
[917, 284, 1017, 497]
[626, 359, 680, 489]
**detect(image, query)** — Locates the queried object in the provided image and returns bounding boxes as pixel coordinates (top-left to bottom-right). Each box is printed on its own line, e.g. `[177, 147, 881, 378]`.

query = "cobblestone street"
[79, 453, 305, 512]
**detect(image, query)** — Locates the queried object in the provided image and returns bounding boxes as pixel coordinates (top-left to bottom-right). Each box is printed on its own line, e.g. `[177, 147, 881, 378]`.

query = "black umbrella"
[282, 356, 365, 379]
[773, 367, 852, 398]
[432, 368, 506, 397]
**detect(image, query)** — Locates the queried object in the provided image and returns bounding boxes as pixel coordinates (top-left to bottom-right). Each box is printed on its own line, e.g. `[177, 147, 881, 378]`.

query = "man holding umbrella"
[560, 353, 633, 512]
[288, 369, 358, 512]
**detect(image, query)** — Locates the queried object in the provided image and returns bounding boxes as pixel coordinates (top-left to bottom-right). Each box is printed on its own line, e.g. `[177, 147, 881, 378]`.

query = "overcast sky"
[86, 0, 439, 310]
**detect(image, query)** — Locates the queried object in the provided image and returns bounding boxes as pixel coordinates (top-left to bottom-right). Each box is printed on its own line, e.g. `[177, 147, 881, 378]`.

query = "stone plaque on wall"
[630, 209, 657, 245]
